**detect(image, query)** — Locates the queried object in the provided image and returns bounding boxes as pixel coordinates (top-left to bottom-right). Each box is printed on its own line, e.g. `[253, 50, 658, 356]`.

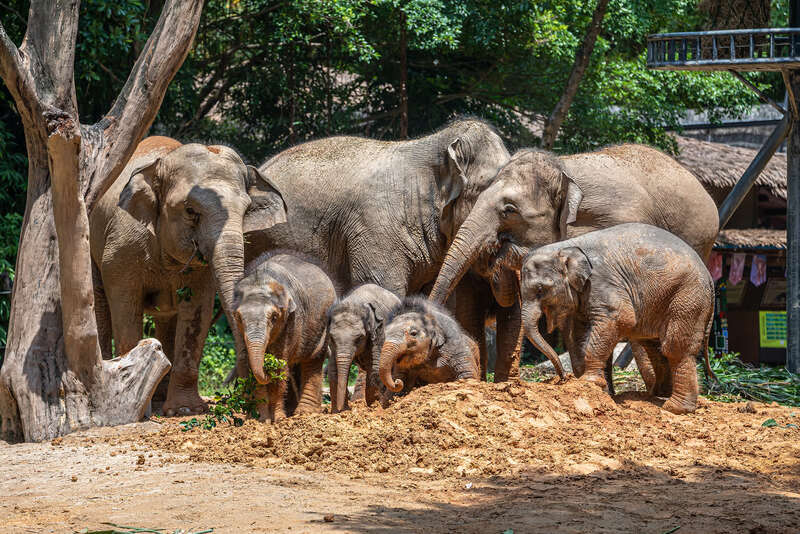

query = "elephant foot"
[161, 388, 208, 417]
[662, 397, 696, 415]
[582, 372, 608, 391]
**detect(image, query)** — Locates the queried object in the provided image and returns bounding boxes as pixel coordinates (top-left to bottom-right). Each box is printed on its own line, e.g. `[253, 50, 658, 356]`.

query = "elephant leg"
[295, 356, 323, 416]
[283, 364, 302, 416]
[266, 378, 288, 423]
[163, 279, 214, 416]
[351, 369, 366, 401]
[152, 315, 177, 403]
[495, 298, 523, 382]
[659, 319, 703, 415]
[92, 263, 113, 359]
[107, 283, 143, 357]
[451, 275, 490, 380]
[579, 320, 619, 393]
[632, 341, 656, 393]
[632, 340, 672, 397]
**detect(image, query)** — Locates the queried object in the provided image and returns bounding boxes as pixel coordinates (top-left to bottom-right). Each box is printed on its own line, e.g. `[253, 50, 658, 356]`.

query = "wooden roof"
[675, 135, 787, 200]
[715, 228, 786, 250]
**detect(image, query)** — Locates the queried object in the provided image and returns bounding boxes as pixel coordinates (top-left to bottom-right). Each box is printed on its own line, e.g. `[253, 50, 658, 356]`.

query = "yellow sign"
[759, 311, 787, 348]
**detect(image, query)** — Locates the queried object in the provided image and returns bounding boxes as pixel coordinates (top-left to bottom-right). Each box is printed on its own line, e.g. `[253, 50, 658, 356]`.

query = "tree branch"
[0, 20, 37, 112]
[86, 0, 204, 210]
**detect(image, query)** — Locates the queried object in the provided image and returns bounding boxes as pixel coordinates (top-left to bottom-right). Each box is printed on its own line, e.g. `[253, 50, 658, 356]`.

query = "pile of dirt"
[118, 378, 800, 484]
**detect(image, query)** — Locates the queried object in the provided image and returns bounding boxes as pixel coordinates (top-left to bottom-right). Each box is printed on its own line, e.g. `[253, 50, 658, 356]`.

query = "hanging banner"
[750, 254, 767, 287]
[759, 310, 787, 348]
[728, 253, 745, 286]
[708, 252, 723, 281]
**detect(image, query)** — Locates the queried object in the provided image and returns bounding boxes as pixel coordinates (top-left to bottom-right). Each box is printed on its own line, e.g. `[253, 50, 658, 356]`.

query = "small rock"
[573, 398, 594, 417]
[136, 455, 145, 465]
[464, 407, 478, 418]
[70, 476, 77, 482]
[376, 463, 389, 473]
[304, 462, 317, 471]
[738, 402, 757, 414]
[323, 514, 334, 523]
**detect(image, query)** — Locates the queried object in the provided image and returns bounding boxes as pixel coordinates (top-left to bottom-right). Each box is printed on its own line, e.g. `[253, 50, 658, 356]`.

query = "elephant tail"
[702, 302, 718, 385]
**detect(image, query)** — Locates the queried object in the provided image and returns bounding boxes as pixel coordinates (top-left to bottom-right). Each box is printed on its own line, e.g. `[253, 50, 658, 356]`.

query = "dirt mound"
[124, 378, 800, 485]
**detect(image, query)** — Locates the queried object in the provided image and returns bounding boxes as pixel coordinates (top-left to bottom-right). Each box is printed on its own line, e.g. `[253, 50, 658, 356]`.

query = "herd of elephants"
[89, 117, 720, 421]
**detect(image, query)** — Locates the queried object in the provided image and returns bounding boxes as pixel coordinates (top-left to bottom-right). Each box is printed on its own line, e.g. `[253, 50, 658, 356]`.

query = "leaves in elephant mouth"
[263, 353, 288, 381]
[176, 286, 193, 302]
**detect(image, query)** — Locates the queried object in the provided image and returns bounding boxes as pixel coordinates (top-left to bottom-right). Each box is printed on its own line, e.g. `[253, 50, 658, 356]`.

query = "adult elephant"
[245, 119, 517, 379]
[430, 144, 719, 381]
[90, 136, 286, 416]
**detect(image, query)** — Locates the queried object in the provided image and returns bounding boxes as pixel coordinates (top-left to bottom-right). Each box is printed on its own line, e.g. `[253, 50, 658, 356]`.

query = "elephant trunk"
[490, 267, 519, 308]
[334, 351, 353, 413]
[245, 335, 269, 384]
[430, 208, 495, 303]
[378, 341, 405, 392]
[210, 224, 247, 375]
[522, 301, 565, 379]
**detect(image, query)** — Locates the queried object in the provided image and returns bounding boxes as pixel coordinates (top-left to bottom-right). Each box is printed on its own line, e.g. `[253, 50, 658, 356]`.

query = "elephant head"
[233, 274, 295, 384]
[119, 143, 287, 358]
[519, 246, 592, 379]
[378, 311, 440, 392]
[326, 302, 380, 413]
[430, 149, 583, 304]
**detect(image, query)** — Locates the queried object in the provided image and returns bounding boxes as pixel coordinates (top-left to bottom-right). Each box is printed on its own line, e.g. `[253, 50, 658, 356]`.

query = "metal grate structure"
[647, 20, 800, 375]
[648, 29, 800, 71]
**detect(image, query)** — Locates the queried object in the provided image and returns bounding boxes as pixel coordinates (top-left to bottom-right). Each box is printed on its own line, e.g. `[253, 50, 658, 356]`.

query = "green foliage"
[263, 352, 287, 381]
[176, 287, 193, 303]
[180, 375, 262, 431]
[702, 351, 800, 407]
[199, 318, 237, 396]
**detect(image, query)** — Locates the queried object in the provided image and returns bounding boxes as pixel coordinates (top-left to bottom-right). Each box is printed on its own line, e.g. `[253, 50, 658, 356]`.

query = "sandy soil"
[3, 378, 800, 533]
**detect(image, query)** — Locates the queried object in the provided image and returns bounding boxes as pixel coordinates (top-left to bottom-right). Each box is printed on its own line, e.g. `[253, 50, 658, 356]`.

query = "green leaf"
[762, 418, 778, 428]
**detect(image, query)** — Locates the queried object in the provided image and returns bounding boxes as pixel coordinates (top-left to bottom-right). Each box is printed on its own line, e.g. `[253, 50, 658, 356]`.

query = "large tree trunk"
[541, 0, 609, 150]
[398, 9, 408, 139]
[0, 0, 204, 442]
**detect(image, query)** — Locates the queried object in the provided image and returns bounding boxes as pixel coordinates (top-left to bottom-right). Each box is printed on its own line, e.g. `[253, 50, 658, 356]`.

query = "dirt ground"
[3, 378, 800, 533]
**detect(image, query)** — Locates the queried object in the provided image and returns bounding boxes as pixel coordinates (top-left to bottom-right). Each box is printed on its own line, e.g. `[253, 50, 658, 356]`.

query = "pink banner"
[750, 254, 767, 287]
[708, 252, 723, 282]
[728, 253, 745, 286]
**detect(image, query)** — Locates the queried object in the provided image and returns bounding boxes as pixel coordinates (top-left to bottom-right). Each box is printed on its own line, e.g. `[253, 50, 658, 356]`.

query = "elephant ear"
[437, 138, 469, 235]
[244, 165, 288, 234]
[363, 302, 379, 333]
[559, 246, 592, 292]
[558, 171, 583, 240]
[118, 158, 161, 229]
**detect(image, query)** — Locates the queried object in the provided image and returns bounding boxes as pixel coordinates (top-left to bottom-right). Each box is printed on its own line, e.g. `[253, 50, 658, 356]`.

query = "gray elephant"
[90, 136, 286, 416]
[379, 297, 479, 394]
[233, 252, 336, 422]
[244, 118, 521, 382]
[430, 145, 719, 380]
[326, 284, 401, 413]
[520, 223, 715, 415]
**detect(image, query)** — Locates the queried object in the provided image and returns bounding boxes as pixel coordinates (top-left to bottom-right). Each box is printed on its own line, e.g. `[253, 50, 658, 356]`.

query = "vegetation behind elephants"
[0, 0, 785, 358]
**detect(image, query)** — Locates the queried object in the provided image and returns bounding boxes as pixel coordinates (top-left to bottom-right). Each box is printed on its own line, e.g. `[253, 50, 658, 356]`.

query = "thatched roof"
[715, 228, 786, 251]
[675, 136, 787, 200]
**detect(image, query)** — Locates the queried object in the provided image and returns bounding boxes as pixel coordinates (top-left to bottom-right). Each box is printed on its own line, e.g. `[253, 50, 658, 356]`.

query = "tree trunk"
[0, 0, 204, 442]
[398, 10, 409, 140]
[541, 0, 610, 150]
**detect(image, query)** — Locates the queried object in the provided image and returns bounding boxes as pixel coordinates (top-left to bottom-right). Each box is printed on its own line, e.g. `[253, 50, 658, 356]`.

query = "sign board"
[759, 310, 787, 348]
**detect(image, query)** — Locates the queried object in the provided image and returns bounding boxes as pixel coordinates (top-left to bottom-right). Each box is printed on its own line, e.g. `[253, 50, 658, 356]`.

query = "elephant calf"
[327, 284, 401, 413]
[379, 297, 479, 394]
[520, 223, 714, 415]
[234, 252, 336, 422]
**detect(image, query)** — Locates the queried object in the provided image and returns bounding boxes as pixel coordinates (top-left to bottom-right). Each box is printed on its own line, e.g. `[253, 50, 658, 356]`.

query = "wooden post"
[787, 2, 800, 374]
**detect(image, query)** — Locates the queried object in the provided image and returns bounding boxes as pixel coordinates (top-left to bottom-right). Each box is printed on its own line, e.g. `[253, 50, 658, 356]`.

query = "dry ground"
[2, 378, 800, 533]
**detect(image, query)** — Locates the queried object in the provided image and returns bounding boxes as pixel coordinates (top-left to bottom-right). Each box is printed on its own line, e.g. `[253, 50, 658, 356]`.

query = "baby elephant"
[327, 284, 402, 413]
[379, 297, 479, 394]
[520, 223, 714, 415]
[234, 252, 336, 422]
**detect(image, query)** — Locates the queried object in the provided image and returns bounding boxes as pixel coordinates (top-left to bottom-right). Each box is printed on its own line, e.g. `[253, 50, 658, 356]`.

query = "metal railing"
[647, 28, 800, 71]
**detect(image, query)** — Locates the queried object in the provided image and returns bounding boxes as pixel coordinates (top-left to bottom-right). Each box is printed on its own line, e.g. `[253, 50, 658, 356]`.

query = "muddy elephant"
[430, 145, 719, 380]
[233, 252, 336, 422]
[379, 297, 479, 394]
[326, 284, 401, 413]
[520, 223, 715, 414]
[90, 136, 286, 416]
[245, 118, 520, 381]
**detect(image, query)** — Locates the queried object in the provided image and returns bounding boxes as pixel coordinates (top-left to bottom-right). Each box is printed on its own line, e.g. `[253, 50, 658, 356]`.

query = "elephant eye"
[501, 203, 518, 217]
[408, 328, 419, 337]
[185, 205, 199, 219]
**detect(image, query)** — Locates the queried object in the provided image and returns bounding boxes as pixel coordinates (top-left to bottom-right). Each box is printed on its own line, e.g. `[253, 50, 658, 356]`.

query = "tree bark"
[0, 0, 203, 442]
[541, 0, 609, 150]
